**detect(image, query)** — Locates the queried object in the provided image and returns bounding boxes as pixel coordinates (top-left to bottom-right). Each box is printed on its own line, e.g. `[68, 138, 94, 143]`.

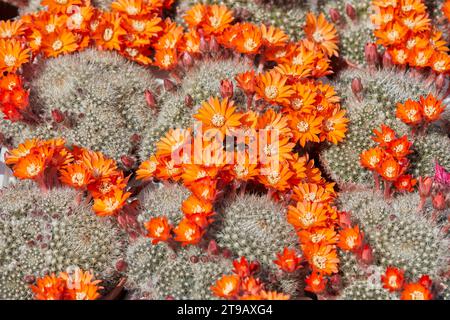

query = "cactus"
[339, 191, 450, 280]
[321, 68, 450, 188]
[0, 182, 126, 299]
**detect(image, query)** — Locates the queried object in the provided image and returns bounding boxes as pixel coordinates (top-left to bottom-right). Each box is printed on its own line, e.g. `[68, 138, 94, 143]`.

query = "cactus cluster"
[321, 68, 450, 188]
[0, 181, 126, 299]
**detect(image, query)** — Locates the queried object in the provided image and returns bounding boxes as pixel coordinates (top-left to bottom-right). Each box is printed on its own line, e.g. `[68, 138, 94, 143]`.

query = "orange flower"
[259, 136, 295, 163]
[285, 82, 317, 113]
[274, 248, 302, 272]
[5, 138, 39, 165]
[288, 113, 323, 147]
[194, 97, 242, 137]
[304, 13, 339, 57]
[396, 99, 422, 125]
[0, 19, 26, 39]
[409, 48, 434, 67]
[144, 216, 172, 244]
[338, 226, 363, 251]
[234, 23, 262, 55]
[59, 163, 92, 189]
[182, 29, 201, 54]
[378, 157, 402, 181]
[93, 13, 126, 51]
[255, 70, 294, 106]
[321, 109, 349, 144]
[292, 183, 333, 204]
[184, 4, 207, 28]
[387, 136, 412, 159]
[401, 13, 430, 33]
[305, 272, 327, 293]
[30, 274, 66, 300]
[297, 227, 338, 246]
[181, 194, 214, 216]
[372, 124, 396, 147]
[211, 274, 240, 298]
[431, 52, 450, 73]
[235, 71, 256, 94]
[258, 162, 294, 191]
[287, 201, 329, 230]
[13, 154, 46, 180]
[374, 22, 407, 46]
[61, 268, 103, 300]
[390, 47, 409, 65]
[381, 267, 405, 292]
[81, 150, 118, 179]
[0, 39, 30, 73]
[419, 94, 445, 122]
[260, 24, 288, 48]
[153, 48, 178, 70]
[41, 0, 82, 14]
[444, 0, 450, 20]
[155, 158, 183, 181]
[202, 5, 234, 36]
[303, 244, 339, 275]
[92, 189, 131, 216]
[360, 147, 385, 170]
[136, 155, 159, 181]
[156, 128, 192, 159]
[41, 28, 78, 58]
[274, 63, 312, 81]
[401, 283, 432, 300]
[394, 175, 417, 192]
[173, 218, 203, 245]
[111, 0, 149, 16]
[231, 152, 258, 181]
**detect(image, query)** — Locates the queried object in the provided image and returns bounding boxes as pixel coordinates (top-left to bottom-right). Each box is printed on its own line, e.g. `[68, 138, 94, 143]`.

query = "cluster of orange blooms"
[381, 266, 433, 300]
[0, 73, 30, 122]
[136, 93, 343, 246]
[211, 257, 289, 300]
[445, 0, 450, 22]
[31, 268, 102, 300]
[5, 138, 130, 216]
[286, 181, 364, 293]
[396, 93, 445, 128]
[360, 125, 416, 192]
[371, 0, 450, 73]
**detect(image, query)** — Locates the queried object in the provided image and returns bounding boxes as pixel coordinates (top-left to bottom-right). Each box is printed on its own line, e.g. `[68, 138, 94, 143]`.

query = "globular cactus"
[319, 0, 375, 65]
[216, 194, 300, 271]
[0, 268, 33, 300]
[0, 182, 126, 299]
[137, 183, 191, 227]
[125, 239, 232, 300]
[339, 277, 399, 300]
[1, 49, 158, 162]
[321, 68, 450, 188]
[339, 191, 450, 280]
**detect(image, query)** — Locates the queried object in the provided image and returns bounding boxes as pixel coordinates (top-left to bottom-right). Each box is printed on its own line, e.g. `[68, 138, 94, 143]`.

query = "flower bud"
[121, 155, 135, 168]
[163, 79, 175, 92]
[199, 36, 208, 53]
[418, 176, 433, 198]
[144, 90, 156, 109]
[382, 51, 393, 68]
[23, 275, 36, 284]
[220, 79, 234, 99]
[364, 43, 379, 67]
[182, 52, 194, 68]
[51, 109, 64, 123]
[184, 94, 194, 108]
[432, 192, 446, 211]
[116, 260, 128, 272]
[345, 4, 357, 21]
[351, 77, 363, 97]
[209, 36, 219, 53]
[359, 244, 373, 264]
[329, 8, 341, 23]
[436, 73, 446, 92]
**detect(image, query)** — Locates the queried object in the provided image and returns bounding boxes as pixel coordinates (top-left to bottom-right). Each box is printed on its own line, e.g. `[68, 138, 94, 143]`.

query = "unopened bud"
[359, 244, 373, 264]
[115, 260, 128, 272]
[365, 43, 379, 67]
[436, 73, 446, 92]
[24, 275, 36, 284]
[182, 52, 194, 68]
[163, 79, 175, 92]
[207, 240, 219, 255]
[209, 36, 219, 53]
[432, 192, 446, 211]
[121, 155, 135, 168]
[220, 79, 234, 99]
[345, 3, 357, 21]
[199, 36, 208, 53]
[418, 176, 433, 198]
[51, 109, 64, 123]
[190, 255, 199, 263]
[351, 77, 363, 97]
[184, 94, 194, 108]
[144, 90, 157, 109]
[130, 134, 141, 144]
[382, 51, 393, 68]
[329, 8, 341, 23]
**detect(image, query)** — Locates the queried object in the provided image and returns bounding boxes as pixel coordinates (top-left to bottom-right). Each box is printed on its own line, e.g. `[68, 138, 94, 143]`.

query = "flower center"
[3, 54, 16, 67]
[291, 98, 303, 110]
[264, 85, 278, 99]
[409, 291, 425, 300]
[71, 173, 85, 186]
[300, 212, 316, 227]
[267, 171, 280, 185]
[312, 31, 324, 43]
[126, 6, 139, 15]
[385, 166, 395, 178]
[211, 113, 225, 127]
[52, 39, 63, 51]
[132, 20, 146, 32]
[244, 38, 258, 51]
[103, 28, 114, 41]
[423, 105, 436, 117]
[312, 255, 326, 270]
[26, 163, 41, 177]
[46, 24, 56, 33]
[234, 164, 248, 178]
[1, 30, 12, 38]
[296, 121, 309, 133]
[208, 16, 220, 29]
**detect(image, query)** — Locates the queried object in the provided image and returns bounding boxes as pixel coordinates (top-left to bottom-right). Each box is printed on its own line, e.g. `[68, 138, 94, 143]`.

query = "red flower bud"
[345, 4, 357, 21]
[144, 90, 157, 109]
[432, 192, 446, 211]
[115, 260, 128, 272]
[418, 176, 433, 198]
[199, 36, 208, 53]
[190, 255, 199, 263]
[351, 77, 363, 97]
[130, 133, 141, 144]
[365, 43, 379, 67]
[184, 94, 194, 108]
[23, 275, 36, 284]
[121, 155, 135, 168]
[51, 109, 64, 123]
[382, 51, 393, 68]
[182, 52, 194, 68]
[209, 36, 219, 53]
[359, 244, 373, 264]
[329, 8, 341, 23]
[220, 79, 234, 99]
[207, 239, 219, 255]
[436, 73, 446, 92]
[163, 79, 175, 92]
